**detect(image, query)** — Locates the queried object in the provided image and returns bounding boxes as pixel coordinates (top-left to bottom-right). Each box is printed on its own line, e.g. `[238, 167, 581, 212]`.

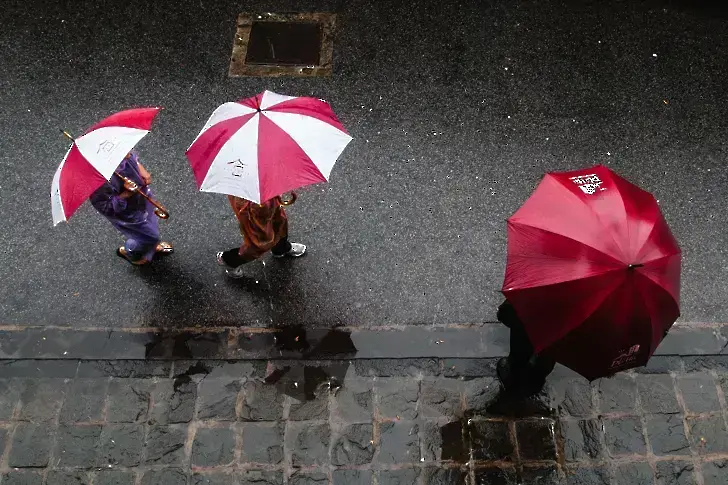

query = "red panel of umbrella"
[502, 165, 681, 380]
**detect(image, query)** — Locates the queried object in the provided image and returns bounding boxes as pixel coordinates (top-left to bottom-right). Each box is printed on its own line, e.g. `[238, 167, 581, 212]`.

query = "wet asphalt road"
[0, 0, 726, 328]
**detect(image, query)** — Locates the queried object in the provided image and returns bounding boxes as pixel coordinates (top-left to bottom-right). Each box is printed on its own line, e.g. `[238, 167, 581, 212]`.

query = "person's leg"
[220, 247, 250, 267]
[271, 237, 293, 257]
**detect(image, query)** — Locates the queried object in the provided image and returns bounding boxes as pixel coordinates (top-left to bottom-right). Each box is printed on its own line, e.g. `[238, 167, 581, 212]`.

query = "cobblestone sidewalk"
[1, 353, 728, 485]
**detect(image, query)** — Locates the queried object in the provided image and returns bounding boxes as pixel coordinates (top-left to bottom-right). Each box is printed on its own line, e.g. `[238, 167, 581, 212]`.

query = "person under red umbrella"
[216, 194, 305, 278]
[499, 165, 681, 389]
[89, 150, 173, 265]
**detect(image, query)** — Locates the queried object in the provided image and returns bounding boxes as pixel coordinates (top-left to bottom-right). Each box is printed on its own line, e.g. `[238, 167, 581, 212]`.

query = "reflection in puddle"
[263, 326, 357, 401]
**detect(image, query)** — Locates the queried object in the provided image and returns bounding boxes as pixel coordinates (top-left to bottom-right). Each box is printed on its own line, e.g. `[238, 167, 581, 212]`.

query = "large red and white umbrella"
[51, 107, 162, 225]
[185, 91, 352, 203]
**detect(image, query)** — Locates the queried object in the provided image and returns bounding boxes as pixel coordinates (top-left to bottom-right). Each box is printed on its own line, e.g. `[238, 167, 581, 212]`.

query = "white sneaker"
[272, 242, 307, 258]
[225, 266, 246, 278]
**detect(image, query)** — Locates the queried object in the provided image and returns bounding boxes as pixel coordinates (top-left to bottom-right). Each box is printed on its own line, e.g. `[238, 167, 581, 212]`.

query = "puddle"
[262, 326, 357, 400]
[440, 420, 469, 462]
[265, 363, 349, 401]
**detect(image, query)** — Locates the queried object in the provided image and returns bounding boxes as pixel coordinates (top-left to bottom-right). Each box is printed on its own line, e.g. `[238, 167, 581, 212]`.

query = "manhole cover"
[229, 13, 336, 77]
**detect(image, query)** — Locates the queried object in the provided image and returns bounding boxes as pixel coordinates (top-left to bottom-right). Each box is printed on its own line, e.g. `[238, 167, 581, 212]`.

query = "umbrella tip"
[628, 263, 644, 270]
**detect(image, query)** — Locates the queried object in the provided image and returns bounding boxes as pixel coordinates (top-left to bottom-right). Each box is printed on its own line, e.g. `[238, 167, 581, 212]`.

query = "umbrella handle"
[281, 192, 298, 206]
[114, 172, 170, 220]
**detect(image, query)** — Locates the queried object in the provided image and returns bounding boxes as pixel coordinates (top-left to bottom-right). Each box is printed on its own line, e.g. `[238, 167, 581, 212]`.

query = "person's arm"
[89, 180, 137, 216]
[137, 162, 152, 185]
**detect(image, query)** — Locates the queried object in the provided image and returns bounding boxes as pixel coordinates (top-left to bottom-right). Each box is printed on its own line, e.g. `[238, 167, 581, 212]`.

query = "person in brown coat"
[216, 194, 306, 278]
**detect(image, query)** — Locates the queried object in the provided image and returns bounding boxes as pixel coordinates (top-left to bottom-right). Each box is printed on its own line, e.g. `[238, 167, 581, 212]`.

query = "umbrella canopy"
[185, 90, 352, 203]
[502, 165, 681, 380]
[51, 108, 162, 225]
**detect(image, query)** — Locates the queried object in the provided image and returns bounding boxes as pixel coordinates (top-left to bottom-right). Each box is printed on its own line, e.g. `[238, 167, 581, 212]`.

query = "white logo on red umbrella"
[570, 174, 605, 195]
[609, 344, 641, 370]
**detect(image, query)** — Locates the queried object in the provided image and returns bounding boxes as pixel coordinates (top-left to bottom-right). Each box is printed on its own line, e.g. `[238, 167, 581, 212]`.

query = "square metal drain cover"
[230, 13, 336, 77]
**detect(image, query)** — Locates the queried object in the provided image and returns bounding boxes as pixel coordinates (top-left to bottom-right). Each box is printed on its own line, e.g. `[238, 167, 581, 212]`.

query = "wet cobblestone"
[0, 355, 726, 484]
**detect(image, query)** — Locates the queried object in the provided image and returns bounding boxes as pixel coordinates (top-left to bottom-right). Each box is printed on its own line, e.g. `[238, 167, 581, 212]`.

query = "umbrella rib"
[539, 274, 626, 356]
[508, 221, 625, 266]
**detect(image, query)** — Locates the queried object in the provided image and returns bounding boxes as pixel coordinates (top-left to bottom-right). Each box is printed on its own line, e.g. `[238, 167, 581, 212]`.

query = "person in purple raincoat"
[89, 150, 173, 265]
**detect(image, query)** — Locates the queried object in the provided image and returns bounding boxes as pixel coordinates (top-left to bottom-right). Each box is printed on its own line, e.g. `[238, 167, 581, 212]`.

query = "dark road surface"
[1, 0, 727, 328]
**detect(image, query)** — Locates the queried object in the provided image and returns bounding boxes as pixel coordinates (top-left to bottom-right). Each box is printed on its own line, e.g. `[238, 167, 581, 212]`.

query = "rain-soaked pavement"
[0, 324, 727, 484]
[1, 0, 728, 328]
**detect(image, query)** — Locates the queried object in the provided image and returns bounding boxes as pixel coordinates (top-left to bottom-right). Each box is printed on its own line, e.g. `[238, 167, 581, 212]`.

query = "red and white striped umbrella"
[185, 91, 352, 203]
[51, 107, 162, 225]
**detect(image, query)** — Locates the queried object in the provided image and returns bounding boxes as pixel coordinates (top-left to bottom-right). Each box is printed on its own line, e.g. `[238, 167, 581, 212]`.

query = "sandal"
[116, 247, 148, 265]
[155, 242, 174, 254]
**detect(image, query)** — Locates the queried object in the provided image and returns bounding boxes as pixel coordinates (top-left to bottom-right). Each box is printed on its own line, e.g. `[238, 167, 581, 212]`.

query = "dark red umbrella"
[502, 165, 681, 380]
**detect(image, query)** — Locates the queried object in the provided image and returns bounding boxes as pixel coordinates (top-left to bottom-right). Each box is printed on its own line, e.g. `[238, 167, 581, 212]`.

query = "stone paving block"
[423, 419, 468, 462]
[656, 461, 697, 485]
[683, 356, 728, 373]
[288, 471, 329, 485]
[516, 419, 557, 461]
[331, 378, 373, 423]
[646, 414, 690, 456]
[106, 378, 152, 423]
[8, 423, 51, 467]
[192, 472, 236, 485]
[614, 461, 653, 485]
[238, 470, 283, 485]
[656, 326, 727, 355]
[97, 424, 144, 466]
[636, 374, 680, 414]
[686, 415, 728, 454]
[473, 467, 517, 485]
[2, 470, 44, 485]
[192, 427, 235, 466]
[702, 460, 728, 485]
[77, 360, 171, 378]
[197, 378, 241, 420]
[94, 471, 136, 485]
[422, 467, 468, 485]
[470, 420, 514, 461]
[549, 378, 593, 417]
[463, 377, 500, 416]
[604, 417, 646, 455]
[0, 378, 21, 419]
[46, 471, 89, 485]
[520, 465, 560, 485]
[55, 424, 102, 467]
[18, 378, 66, 422]
[421, 379, 463, 418]
[144, 425, 187, 465]
[633, 356, 684, 374]
[596, 374, 637, 413]
[376, 378, 419, 419]
[332, 423, 374, 465]
[378, 420, 420, 463]
[0, 428, 7, 457]
[332, 469, 373, 485]
[150, 377, 196, 424]
[561, 419, 603, 461]
[565, 466, 610, 485]
[60, 378, 108, 423]
[442, 358, 499, 378]
[677, 374, 721, 413]
[241, 422, 284, 464]
[289, 393, 329, 421]
[140, 468, 188, 485]
[287, 422, 331, 467]
[240, 380, 284, 421]
[0, 360, 78, 378]
[376, 468, 421, 485]
[353, 358, 440, 377]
